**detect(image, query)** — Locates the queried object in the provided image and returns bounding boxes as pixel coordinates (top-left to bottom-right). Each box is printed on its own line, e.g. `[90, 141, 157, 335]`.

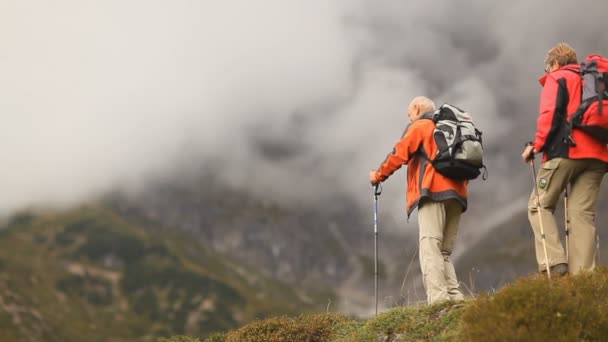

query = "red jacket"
[372, 118, 467, 217]
[534, 64, 608, 162]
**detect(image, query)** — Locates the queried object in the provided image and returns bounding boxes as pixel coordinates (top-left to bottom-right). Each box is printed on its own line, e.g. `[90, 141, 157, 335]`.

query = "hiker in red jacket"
[522, 43, 608, 276]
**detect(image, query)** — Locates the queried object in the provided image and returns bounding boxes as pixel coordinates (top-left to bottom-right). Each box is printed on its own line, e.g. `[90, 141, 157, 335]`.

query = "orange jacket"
[372, 117, 468, 217]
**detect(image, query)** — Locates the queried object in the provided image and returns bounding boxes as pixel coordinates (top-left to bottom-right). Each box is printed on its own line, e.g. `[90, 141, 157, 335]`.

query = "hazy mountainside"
[108, 181, 419, 315]
[111, 184, 355, 289]
[0, 207, 314, 341]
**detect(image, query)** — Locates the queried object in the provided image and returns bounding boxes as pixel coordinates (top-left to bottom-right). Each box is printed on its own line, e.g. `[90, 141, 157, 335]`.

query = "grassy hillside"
[182, 267, 608, 341]
[0, 206, 319, 341]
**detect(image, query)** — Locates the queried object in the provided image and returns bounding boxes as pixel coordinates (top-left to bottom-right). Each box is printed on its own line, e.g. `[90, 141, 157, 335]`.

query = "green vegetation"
[176, 267, 608, 341]
[462, 268, 608, 341]
[0, 207, 317, 341]
[224, 313, 352, 342]
[6, 205, 608, 341]
[198, 301, 463, 342]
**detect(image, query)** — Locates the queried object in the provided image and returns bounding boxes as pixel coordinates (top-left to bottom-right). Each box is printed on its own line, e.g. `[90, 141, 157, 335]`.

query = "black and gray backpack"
[565, 54, 608, 145]
[420, 104, 486, 180]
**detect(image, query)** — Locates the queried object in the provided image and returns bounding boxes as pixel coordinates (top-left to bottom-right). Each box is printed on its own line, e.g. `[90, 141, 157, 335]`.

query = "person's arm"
[371, 122, 425, 184]
[533, 75, 559, 153]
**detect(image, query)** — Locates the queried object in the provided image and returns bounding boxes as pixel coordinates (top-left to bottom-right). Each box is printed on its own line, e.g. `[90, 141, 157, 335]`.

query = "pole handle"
[374, 183, 382, 196]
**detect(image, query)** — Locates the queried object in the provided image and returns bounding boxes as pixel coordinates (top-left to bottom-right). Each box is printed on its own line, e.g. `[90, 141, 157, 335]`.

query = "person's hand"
[522, 145, 535, 163]
[369, 171, 380, 185]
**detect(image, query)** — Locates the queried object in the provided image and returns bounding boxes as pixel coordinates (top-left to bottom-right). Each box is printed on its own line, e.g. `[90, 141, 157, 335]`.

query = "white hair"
[409, 96, 436, 112]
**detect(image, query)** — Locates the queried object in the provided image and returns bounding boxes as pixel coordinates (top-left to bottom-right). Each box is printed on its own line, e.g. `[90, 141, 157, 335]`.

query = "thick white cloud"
[1, 0, 608, 228]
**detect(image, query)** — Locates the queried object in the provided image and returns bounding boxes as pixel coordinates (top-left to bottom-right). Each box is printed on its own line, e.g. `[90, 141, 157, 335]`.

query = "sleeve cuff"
[373, 171, 384, 183]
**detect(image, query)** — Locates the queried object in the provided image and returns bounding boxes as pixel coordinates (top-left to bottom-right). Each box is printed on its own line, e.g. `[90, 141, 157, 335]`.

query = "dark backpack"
[566, 54, 608, 145]
[420, 104, 486, 180]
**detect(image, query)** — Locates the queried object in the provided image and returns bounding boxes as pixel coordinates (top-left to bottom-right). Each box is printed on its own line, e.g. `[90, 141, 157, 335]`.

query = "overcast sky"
[2, 1, 608, 228]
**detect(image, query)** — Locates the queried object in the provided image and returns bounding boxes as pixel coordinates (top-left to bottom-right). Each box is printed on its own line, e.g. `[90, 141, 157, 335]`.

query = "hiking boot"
[541, 263, 569, 277]
[551, 263, 569, 276]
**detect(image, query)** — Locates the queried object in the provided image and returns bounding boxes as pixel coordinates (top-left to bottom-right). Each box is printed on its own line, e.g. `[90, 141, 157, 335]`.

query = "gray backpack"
[566, 54, 608, 145]
[420, 104, 486, 180]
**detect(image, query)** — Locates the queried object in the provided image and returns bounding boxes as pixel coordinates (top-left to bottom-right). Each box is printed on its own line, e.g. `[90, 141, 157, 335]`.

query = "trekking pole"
[564, 187, 570, 261]
[531, 160, 552, 279]
[597, 235, 601, 265]
[373, 183, 382, 316]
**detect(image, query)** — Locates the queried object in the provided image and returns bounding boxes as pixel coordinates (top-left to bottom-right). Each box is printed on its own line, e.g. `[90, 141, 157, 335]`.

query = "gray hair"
[409, 96, 436, 112]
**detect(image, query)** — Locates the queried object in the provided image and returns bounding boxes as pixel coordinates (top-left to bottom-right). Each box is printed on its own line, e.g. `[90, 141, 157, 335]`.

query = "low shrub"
[224, 313, 352, 342]
[461, 267, 608, 341]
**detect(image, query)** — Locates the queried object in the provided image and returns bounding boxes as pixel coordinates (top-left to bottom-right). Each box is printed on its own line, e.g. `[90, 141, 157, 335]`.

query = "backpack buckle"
[563, 135, 577, 147]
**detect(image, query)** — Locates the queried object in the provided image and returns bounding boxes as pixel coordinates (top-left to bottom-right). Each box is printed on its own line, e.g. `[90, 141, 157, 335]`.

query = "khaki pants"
[528, 158, 607, 274]
[418, 199, 464, 304]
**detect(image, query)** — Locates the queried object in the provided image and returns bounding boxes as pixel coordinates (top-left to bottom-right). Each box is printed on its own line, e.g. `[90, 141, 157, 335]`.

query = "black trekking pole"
[373, 183, 382, 316]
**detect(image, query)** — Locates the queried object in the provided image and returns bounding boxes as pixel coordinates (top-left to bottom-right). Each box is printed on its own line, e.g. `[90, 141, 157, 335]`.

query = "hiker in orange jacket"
[522, 42, 608, 276]
[369, 96, 467, 304]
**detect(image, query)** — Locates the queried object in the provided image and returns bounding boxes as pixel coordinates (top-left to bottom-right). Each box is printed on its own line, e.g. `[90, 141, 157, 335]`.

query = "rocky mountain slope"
[0, 206, 313, 341]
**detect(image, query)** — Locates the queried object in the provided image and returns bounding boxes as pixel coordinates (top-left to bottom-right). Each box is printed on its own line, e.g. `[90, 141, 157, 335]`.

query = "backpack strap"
[419, 111, 438, 122]
[598, 72, 605, 114]
[558, 69, 582, 147]
[603, 72, 608, 114]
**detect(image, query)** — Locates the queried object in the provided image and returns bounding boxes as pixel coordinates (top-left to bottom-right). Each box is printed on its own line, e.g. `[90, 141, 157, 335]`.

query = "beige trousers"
[418, 199, 464, 304]
[528, 158, 607, 274]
